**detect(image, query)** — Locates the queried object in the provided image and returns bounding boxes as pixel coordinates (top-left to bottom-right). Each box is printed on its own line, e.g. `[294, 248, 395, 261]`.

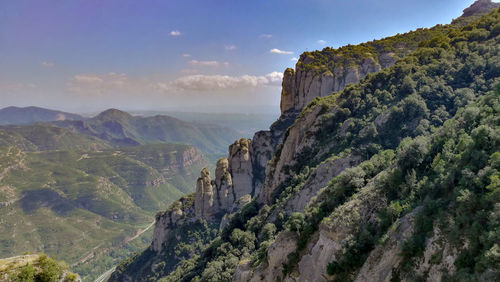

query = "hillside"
[0, 124, 111, 151]
[0, 106, 241, 280]
[0, 106, 83, 125]
[0, 140, 208, 280]
[0, 253, 80, 281]
[110, 2, 500, 281]
[0, 106, 240, 155]
[55, 108, 241, 155]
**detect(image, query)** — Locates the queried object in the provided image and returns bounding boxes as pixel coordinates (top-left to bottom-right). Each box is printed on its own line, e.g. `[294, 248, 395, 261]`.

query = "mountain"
[0, 124, 209, 280]
[55, 108, 241, 155]
[111, 2, 500, 281]
[0, 106, 242, 280]
[0, 106, 83, 125]
[136, 111, 279, 138]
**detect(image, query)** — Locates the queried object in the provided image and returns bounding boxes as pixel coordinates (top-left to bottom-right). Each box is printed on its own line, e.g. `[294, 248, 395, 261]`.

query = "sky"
[0, 0, 482, 114]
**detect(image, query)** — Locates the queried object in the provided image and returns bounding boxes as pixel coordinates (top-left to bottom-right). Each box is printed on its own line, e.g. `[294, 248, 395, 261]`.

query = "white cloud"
[67, 71, 282, 95]
[291, 57, 298, 62]
[270, 48, 293, 55]
[225, 45, 237, 51]
[265, 72, 284, 84]
[188, 60, 221, 67]
[170, 30, 181, 36]
[260, 34, 273, 39]
[181, 53, 191, 57]
[40, 61, 55, 67]
[317, 39, 327, 44]
[164, 72, 283, 92]
[67, 73, 139, 95]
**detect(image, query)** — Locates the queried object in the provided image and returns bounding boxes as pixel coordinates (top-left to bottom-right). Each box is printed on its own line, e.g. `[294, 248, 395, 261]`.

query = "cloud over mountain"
[159, 72, 283, 91]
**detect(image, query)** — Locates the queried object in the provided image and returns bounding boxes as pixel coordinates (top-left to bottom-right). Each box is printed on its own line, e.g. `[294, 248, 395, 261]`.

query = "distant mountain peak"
[95, 108, 133, 120]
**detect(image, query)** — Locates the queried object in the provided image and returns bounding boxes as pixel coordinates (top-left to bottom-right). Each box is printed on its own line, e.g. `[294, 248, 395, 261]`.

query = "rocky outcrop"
[268, 154, 362, 221]
[229, 139, 254, 199]
[194, 168, 214, 219]
[354, 208, 462, 282]
[193, 138, 256, 220]
[213, 158, 234, 211]
[246, 182, 386, 282]
[294, 183, 386, 282]
[219, 194, 252, 231]
[250, 130, 273, 196]
[354, 208, 421, 282]
[279, 54, 388, 115]
[259, 105, 327, 203]
[232, 259, 252, 282]
[249, 231, 298, 282]
[175, 146, 205, 170]
[151, 197, 194, 253]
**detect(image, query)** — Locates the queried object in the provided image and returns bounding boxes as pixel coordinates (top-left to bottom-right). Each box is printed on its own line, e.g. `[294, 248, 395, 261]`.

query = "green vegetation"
[114, 7, 500, 281]
[1, 253, 78, 282]
[297, 3, 497, 77]
[0, 124, 110, 151]
[0, 139, 207, 280]
[112, 195, 220, 281]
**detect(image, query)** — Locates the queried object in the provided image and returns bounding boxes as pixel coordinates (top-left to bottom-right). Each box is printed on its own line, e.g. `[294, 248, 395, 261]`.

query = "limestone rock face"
[279, 55, 387, 115]
[354, 208, 421, 282]
[151, 197, 193, 253]
[213, 158, 234, 211]
[259, 105, 326, 203]
[294, 184, 386, 282]
[232, 259, 252, 282]
[194, 168, 214, 219]
[413, 227, 459, 282]
[249, 231, 298, 282]
[219, 194, 252, 231]
[280, 68, 296, 114]
[354, 207, 462, 282]
[229, 138, 254, 199]
[250, 130, 274, 196]
[268, 154, 362, 221]
[194, 151, 255, 221]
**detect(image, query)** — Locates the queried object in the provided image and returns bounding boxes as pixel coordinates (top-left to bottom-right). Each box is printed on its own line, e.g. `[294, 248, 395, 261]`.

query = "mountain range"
[0, 107, 243, 280]
[0, 107, 240, 155]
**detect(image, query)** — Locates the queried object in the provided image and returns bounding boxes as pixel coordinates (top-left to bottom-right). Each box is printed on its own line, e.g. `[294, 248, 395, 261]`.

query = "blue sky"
[0, 0, 480, 113]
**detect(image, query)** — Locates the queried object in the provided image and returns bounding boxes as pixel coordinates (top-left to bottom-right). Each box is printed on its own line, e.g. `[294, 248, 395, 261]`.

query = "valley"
[0, 108, 246, 280]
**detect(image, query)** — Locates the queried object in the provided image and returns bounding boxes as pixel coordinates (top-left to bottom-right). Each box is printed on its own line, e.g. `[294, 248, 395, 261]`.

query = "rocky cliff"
[280, 54, 388, 114]
[111, 2, 500, 281]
